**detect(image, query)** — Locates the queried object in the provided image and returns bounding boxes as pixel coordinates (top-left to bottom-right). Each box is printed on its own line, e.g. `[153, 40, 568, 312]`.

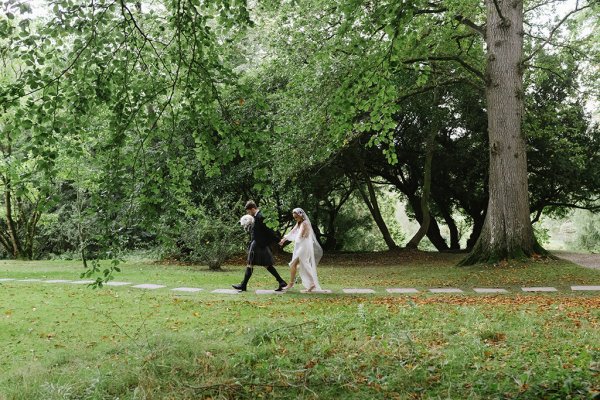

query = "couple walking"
[232, 201, 323, 293]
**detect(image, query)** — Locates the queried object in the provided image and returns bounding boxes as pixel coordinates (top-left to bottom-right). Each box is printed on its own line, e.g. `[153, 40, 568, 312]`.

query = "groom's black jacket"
[251, 211, 279, 247]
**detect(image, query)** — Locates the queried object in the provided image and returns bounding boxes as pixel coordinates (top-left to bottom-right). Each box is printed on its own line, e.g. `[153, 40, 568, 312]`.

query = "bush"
[333, 192, 406, 252]
[166, 213, 246, 270]
[575, 214, 600, 253]
[533, 223, 551, 246]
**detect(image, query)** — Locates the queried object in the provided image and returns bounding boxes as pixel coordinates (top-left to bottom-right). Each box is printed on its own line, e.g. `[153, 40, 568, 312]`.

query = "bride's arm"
[279, 224, 299, 245]
[284, 224, 297, 239]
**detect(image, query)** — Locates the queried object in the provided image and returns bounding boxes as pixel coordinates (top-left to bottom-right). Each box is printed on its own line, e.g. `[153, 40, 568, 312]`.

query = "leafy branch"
[523, 1, 594, 63]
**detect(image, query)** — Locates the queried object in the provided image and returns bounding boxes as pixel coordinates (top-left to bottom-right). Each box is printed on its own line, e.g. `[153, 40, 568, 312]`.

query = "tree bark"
[461, 0, 543, 265]
[438, 204, 461, 250]
[1, 130, 23, 258]
[0, 230, 11, 254]
[406, 152, 433, 248]
[407, 195, 449, 251]
[323, 207, 339, 251]
[4, 179, 22, 259]
[466, 212, 485, 250]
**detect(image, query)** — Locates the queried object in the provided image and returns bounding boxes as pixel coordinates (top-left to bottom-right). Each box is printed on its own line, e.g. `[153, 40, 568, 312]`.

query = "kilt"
[247, 240, 274, 266]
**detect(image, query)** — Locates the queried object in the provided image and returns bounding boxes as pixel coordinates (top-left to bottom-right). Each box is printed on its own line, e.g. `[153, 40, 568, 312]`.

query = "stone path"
[1, 276, 599, 295]
[429, 288, 463, 293]
[132, 284, 166, 290]
[554, 251, 600, 270]
[473, 288, 508, 294]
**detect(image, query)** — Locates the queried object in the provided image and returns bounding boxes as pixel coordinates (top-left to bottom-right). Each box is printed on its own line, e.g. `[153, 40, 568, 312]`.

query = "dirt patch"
[224, 248, 465, 267]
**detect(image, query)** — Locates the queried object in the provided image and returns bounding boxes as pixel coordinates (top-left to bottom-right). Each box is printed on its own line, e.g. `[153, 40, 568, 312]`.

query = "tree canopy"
[0, 0, 598, 271]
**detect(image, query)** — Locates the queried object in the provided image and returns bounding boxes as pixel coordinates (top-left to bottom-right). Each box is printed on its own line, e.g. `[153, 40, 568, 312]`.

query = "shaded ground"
[231, 248, 600, 270]
[227, 248, 465, 267]
[553, 251, 600, 270]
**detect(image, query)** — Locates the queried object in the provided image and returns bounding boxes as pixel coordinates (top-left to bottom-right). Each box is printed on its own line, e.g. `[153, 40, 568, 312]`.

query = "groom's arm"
[254, 213, 266, 233]
[253, 213, 269, 244]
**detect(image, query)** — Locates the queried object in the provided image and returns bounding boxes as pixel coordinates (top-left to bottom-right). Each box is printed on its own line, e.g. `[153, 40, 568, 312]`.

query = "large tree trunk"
[461, 0, 543, 265]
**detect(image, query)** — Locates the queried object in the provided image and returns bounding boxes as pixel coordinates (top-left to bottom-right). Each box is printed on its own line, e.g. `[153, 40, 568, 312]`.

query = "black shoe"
[274, 282, 288, 292]
[232, 283, 247, 291]
[233, 267, 253, 292]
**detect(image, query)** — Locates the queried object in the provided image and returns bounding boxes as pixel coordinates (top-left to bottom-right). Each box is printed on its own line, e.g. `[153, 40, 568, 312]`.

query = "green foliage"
[525, 47, 600, 218]
[0, 0, 255, 263]
[334, 202, 382, 251]
[79, 257, 123, 288]
[575, 212, 600, 253]
[161, 209, 246, 270]
[379, 192, 406, 245]
[533, 223, 551, 246]
[1, 0, 599, 263]
[333, 192, 405, 252]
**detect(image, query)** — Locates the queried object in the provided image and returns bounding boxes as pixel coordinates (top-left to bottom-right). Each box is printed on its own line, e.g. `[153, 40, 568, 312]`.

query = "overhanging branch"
[523, 2, 593, 63]
[403, 56, 485, 82]
[396, 78, 482, 104]
[454, 15, 486, 38]
[492, 0, 508, 25]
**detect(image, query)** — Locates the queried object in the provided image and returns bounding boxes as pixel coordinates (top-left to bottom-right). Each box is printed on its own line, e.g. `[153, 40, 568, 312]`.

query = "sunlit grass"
[0, 254, 599, 399]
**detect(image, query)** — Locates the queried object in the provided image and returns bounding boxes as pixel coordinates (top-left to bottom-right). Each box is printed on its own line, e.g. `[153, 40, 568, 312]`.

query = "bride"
[278, 208, 323, 292]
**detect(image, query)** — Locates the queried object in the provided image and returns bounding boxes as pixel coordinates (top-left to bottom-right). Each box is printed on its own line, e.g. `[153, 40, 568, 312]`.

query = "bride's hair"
[292, 208, 306, 221]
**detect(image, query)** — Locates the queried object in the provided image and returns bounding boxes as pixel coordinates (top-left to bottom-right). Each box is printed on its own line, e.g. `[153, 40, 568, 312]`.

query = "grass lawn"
[0, 251, 599, 399]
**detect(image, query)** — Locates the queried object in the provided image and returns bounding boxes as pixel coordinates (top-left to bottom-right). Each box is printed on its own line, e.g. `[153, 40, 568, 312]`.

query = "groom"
[232, 200, 287, 292]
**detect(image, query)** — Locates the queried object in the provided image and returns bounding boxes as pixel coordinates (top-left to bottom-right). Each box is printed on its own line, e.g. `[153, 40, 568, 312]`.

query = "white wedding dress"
[284, 214, 323, 291]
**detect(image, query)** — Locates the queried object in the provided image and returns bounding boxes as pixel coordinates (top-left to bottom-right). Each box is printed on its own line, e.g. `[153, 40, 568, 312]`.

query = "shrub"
[576, 214, 600, 253]
[168, 213, 246, 270]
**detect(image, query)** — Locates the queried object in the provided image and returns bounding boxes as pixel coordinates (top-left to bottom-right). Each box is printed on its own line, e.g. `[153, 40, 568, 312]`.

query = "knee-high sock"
[240, 266, 253, 287]
[265, 266, 286, 285]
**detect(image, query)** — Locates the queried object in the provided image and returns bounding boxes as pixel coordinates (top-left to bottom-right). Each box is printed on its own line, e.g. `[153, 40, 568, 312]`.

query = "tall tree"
[461, 0, 539, 263]
[461, 0, 598, 263]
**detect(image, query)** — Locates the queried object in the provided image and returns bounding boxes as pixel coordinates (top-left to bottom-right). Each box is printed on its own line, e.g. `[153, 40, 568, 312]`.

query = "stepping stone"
[571, 285, 600, 291]
[104, 281, 132, 286]
[212, 289, 240, 294]
[0, 278, 15, 282]
[171, 287, 203, 293]
[132, 284, 166, 290]
[255, 289, 285, 294]
[18, 279, 42, 282]
[70, 280, 95, 284]
[300, 289, 332, 294]
[473, 288, 508, 293]
[429, 288, 464, 293]
[386, 288, 419, 294]
[44, 279, 72, 283]
[343, 288, 376, 294]
[522, 287, 557, 292]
